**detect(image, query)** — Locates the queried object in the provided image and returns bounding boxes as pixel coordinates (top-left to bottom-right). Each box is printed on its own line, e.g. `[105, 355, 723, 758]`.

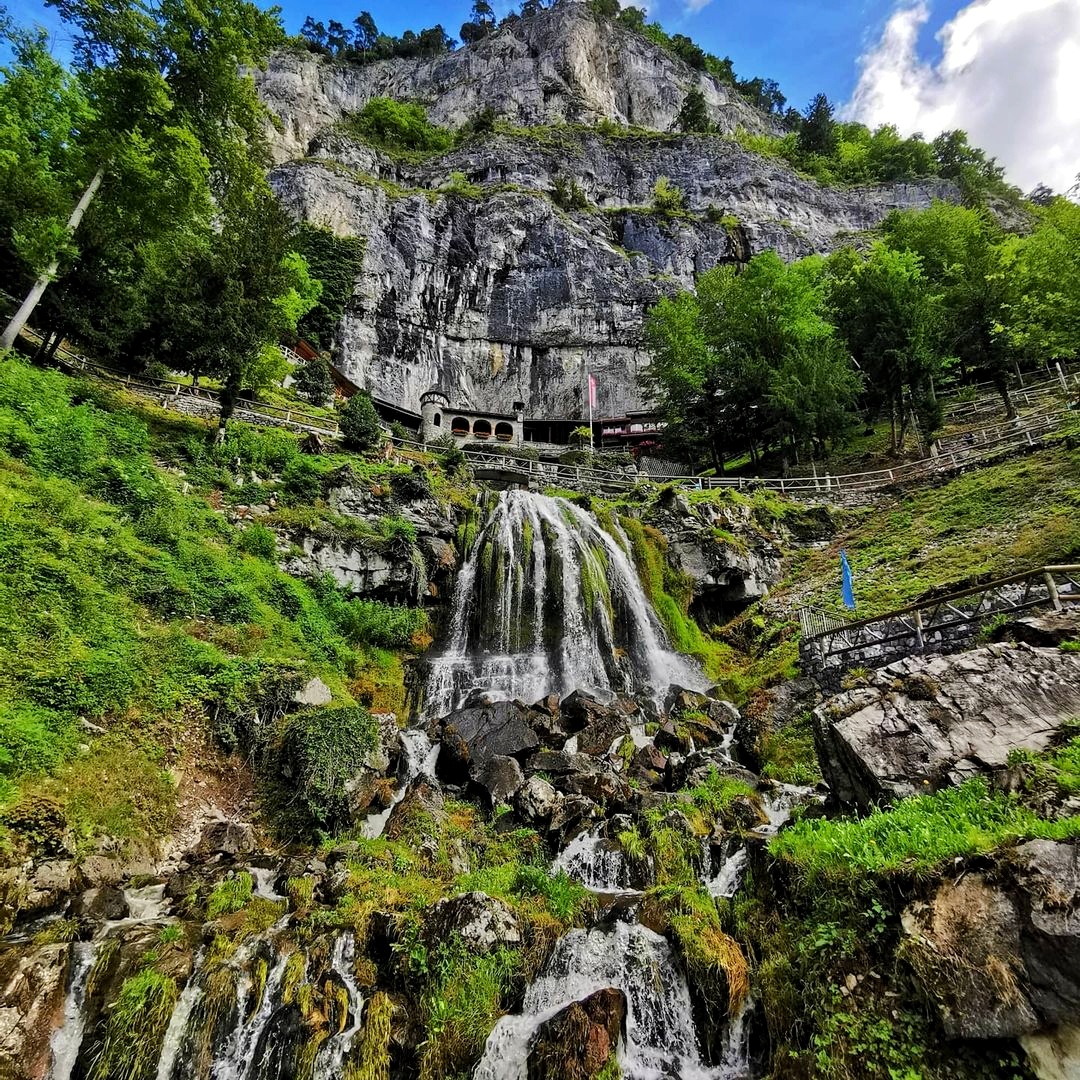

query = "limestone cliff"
[257, 4, 961, 418]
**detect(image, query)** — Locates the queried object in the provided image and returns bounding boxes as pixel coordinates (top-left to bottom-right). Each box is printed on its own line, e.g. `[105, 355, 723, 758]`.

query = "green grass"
[784, 442, 1080, 615]
[0, 357, 448, 867]
[770, 778, 1080, 883]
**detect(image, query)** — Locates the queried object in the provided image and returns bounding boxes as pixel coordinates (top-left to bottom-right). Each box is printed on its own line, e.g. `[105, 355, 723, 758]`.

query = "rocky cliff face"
[258, 4, 960, 418]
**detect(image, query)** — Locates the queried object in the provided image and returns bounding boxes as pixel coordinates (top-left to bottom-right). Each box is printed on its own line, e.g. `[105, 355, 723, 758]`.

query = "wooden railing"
[799, 564, 1080, 671]
[14, 322, 1077, 503]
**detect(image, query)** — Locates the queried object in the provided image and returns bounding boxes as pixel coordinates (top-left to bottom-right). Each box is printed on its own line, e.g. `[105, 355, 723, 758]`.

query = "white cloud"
[844, 0, 1080, 194]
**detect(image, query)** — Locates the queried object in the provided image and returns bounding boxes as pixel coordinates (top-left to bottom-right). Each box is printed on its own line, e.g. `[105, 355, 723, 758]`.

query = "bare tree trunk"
[1, 167, 105, 353]
[995, 372, 1017, 420]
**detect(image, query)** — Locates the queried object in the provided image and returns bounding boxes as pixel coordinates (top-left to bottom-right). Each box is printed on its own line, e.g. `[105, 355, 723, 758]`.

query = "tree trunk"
[995, 372, 1017, 420]
[1, 167, 105, 353]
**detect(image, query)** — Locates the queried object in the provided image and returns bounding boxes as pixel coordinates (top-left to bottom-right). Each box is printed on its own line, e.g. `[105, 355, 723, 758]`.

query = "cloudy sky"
[6, 0, 1078, 194]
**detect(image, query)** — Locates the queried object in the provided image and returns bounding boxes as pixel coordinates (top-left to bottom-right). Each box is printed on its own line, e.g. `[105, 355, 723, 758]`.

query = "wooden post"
[914, 610, 925, 650]
[1045, 572, 1063, 612]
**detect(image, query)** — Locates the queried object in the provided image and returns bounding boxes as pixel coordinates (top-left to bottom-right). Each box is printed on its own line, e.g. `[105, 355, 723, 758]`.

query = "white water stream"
[425, 491, 708, 719]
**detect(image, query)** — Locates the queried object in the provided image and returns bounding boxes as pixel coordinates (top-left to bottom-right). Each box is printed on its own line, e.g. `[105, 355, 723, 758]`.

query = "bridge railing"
[799, 564, 1080, 672]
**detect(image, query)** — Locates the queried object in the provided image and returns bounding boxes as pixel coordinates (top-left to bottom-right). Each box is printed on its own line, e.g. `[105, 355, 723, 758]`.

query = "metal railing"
[800, 564, 1080, 671]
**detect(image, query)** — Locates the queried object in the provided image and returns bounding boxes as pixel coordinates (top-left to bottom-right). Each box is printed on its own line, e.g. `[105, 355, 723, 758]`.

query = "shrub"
[239, 523, 278, 560]
[652, 176, 686, 215]
[279, 706, 380, 830]
[207, 872, 254, 918]
[551, 175, 590, 211]
[346, 97, 453, 154]
[293, 357, 335, 406]
[340, 392, 383, 451]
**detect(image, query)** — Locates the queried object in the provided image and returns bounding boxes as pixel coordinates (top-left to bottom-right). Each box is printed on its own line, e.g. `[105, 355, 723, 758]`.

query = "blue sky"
[7, 0, 966, 115]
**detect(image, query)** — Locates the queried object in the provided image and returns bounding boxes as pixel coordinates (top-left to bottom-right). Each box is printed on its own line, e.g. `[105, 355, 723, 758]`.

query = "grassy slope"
[0, 356, 466, 864]
[777, 441, 1080, 616]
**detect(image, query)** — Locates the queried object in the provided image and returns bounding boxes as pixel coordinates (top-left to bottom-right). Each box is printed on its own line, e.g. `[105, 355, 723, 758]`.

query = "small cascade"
[706, 846, 749, 899]
[425, 491, 707, 719]
[249, 867, 283, 900]
[313, 934, 365, 1080]
[211, 940, 292, 1080]
[360, 728, 440, 839]
[48, 941, 97, 1080]
[123, 883, 169, 921]
[155, 958, 204, 1080]
[474, 922, 741, 1080]
[553, 827, 634, 893]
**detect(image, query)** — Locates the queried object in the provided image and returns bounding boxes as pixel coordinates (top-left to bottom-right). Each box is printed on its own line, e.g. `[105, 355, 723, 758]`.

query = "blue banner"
[840, 550, 856, 611]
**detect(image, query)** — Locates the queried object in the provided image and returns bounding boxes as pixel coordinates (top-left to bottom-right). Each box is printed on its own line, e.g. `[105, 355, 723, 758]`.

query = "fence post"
[913, 610, 925, 650]
[1044, 571, 1063, 612]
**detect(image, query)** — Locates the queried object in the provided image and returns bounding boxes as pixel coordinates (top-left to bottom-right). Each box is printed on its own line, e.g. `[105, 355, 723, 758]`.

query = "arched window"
[472, 419, 492, 439]
[451, 416, 470, 435]
[433, 413, 441, 427]
[494, 422, 513, 442]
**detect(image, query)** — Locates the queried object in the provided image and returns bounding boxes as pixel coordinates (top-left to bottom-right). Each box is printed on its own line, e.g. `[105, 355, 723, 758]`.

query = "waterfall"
[552, 826, 634, 893]
[425, 491, 707, 719]
[155, 963, 203, 1080]
[360, 728, 440, 839]
[48, 941, 97, 1080]
[313, 934, 365, 1080]
[474, 922, 742, 1080]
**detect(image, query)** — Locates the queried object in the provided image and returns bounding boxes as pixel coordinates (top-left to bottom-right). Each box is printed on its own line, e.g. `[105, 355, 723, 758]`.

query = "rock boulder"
[526, 987, 627, 1080]
[813, 645, 1080, 808]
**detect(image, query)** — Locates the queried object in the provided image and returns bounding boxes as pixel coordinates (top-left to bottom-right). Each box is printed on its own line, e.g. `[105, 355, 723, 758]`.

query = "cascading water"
[474, 921, 746, 1080]
[360, 728, 440, 839]
[424, 490, 708, 719]
[48, 941, 97, 1080]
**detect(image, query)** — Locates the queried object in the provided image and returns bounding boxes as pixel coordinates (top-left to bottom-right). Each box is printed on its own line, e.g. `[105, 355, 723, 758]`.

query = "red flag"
[588, 374, 597, 408]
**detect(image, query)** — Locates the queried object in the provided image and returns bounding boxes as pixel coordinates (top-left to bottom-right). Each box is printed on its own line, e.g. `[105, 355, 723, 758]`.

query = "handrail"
[802, 564, 1080, 643]
[15, 322, 1076, 502]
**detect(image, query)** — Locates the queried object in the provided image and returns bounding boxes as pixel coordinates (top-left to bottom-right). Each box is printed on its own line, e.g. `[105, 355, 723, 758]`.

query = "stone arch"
[433, 413, 442, 427]
[451, 416, 470, 435]
[495, 421, 514, 442]
[472, 418, 492, 439]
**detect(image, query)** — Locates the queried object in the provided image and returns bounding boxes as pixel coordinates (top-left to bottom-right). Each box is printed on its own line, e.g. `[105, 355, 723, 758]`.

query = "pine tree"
[676, 88, 710, 134]
[797, 93, 838, 158]
[340, 391, 383, 450]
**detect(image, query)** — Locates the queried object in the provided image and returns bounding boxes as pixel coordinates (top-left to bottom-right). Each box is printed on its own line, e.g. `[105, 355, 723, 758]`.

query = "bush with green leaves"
[339, 390, 383, 451]
[345, 96, 453, 154]
[279, 705, 380, 829]
[293, 356, 334, 405]
[651, 176, 686, 215]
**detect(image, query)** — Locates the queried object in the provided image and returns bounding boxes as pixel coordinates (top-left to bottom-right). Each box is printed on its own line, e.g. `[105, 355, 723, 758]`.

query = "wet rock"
[547, 796, 601, 847]
[0, 942, 70, 1080]
[292, 676, 332, 707]
[575, 708, 632, 757]
[439, 701, 540, 781]
[655, 720, 693, 755]
[385, 779, 445, 842]
[425, 892, 521, 955]
[526, 986, 627, 1080]
[1021, 1022, 1080, 1080]
[628, 744, 668, 787]
[902, 840, 1080, 1039]
[670, 750, 759, 792]
[196, 818, 257, 858]
[76, 855, 124, 889]
[70, 887, 129, 922]
[24, 860, 76, 916]
[813, 645, 1080, 809]
[515, 776, 562, 827]
[470, 755, 525, 809]
[559, 691, 629, 736]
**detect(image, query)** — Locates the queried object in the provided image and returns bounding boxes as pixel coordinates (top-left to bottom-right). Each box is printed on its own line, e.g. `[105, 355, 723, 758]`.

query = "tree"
[1, 0, 284, 352]
[340, 390, 383, 451]
[998, 197, 1080, 365]
[676, 88, 710, 134]
[883, 202, 1016, 417]
[352, 11, 378, 57]
[642, 252, 855, 470]
[294, 356, 335, 406]
[460, 0, 495, 44]
[616, 5, 646, 30]
[826, 243, 943, 452]
[931, 130, 1014, 206]
[326, 19, 349, 55]
[797, 93, 837, 159]
[520, 0, 546, 18]
[588, 0, 619, 17]
[300, 16, 328, 51]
